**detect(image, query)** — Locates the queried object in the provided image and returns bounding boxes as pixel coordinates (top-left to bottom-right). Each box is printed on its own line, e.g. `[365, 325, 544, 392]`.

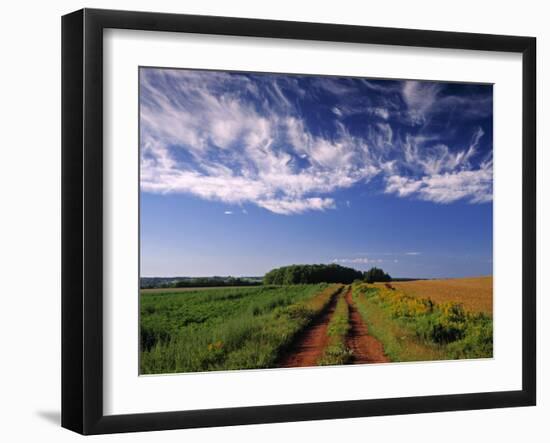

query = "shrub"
[363, 267, 392, 283]
[352, 284, 493, 360]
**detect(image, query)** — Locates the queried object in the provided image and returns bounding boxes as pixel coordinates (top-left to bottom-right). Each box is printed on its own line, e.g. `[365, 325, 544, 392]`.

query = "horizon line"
[141, 274, 494, 280]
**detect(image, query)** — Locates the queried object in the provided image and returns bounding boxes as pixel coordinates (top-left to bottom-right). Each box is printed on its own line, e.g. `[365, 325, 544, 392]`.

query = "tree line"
[140, 276, 262, 289]
[263, 264, 391, 285]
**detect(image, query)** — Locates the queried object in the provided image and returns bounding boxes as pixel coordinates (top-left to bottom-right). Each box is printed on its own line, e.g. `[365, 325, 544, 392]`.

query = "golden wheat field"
[381, 276, 493, 315]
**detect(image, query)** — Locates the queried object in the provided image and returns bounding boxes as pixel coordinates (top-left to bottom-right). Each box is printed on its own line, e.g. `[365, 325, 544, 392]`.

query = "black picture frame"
[62, 8, 536, 435]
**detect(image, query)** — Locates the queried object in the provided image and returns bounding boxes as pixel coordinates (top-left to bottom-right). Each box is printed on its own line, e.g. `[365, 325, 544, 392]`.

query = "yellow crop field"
[383, 276, 493, 315]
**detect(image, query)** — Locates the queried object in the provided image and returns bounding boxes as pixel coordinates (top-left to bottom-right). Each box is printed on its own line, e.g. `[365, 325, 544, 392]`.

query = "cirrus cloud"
[140, 69, 493, 214]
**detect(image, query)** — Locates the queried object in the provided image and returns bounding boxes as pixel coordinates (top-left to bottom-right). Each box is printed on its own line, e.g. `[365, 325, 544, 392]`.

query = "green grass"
[318, 288, 352, 366]
[352, 284, 493, 362]
[140, 284, 342, 374]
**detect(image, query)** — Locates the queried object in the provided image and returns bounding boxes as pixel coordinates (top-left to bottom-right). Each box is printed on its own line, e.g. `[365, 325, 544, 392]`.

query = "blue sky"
[140, 68, 493, 278]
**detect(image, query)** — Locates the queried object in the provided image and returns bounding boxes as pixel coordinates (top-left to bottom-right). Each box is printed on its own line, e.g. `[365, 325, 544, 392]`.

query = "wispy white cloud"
[369, 107, 390, 120]
[350, 251, 421, 257]
[385, 175, 423, 197]
[332, 257, 383, 264]
[224, 211, 233, 215]
[402, 80, 442, 124]
[258, 197, 335, 215]
[372, 123, 393, 148]
[385, 167, 492, 204]
[384, 127, 492, 204]
[362, 79, 401, 94]
[313, 78, 355, 96]
[140, 69, 492, 213]
[140, 70, 382, 215]
[438, 94, 493, 119]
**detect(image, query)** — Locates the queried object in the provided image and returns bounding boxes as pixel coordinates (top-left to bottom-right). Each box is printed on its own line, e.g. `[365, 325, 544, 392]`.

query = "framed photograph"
[62, 8, 536, 435]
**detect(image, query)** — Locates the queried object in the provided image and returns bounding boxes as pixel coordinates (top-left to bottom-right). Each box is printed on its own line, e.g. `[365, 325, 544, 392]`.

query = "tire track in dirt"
[345, 288, 389, 364]
[276, 290, 341, 368]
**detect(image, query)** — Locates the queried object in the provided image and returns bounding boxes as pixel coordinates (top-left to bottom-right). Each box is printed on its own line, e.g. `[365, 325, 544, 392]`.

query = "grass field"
[140, 284, 342, 374]
[354, 282, 493, 361]
[385, 276, 493, 315]
[318, 287, 352, 366]
[352, 286, 446, 362]
[141, 286, 259, 294]
[140, 277, 493, 374]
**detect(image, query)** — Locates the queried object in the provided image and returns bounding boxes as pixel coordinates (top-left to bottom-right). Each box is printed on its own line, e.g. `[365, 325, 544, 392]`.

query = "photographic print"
[139, 67, 493, 375]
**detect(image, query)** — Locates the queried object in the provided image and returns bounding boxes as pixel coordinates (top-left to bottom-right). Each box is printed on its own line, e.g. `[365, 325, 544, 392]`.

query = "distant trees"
[363, 267, 392, 283]
[262, 264, 394, 285]
[173, 277, 259, 288]
[140, 276, 262, 289]
[263, 264, 363, 285]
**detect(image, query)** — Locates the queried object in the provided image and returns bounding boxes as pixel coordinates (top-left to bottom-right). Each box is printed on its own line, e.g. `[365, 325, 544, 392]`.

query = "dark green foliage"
[363, 267, 392, 283]
[263, 264, 363, 285]
[140, 276, 262, 289]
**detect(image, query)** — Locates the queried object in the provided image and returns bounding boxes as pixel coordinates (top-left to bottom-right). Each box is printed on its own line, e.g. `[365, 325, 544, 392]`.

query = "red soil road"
[344, 288, 389, 364]
[276, 290, 341, 368]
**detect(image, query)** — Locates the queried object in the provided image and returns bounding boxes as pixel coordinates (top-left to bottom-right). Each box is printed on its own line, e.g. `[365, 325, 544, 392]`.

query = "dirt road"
[276, 290, 341, 368]
[344, 288, 389, 364]
[276, 286, 389, 368]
